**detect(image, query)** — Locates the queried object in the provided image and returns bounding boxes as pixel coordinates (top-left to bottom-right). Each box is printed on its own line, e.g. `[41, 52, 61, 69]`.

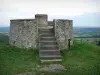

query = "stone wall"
[9, 14, 73, 49]
[54, 19, 73, 50]
[9, 19, 37, 48]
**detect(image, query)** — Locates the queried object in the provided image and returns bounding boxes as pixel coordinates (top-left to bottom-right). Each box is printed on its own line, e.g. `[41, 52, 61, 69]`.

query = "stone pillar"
[54, 19, 73, 50]
[35, 14, 48, 27]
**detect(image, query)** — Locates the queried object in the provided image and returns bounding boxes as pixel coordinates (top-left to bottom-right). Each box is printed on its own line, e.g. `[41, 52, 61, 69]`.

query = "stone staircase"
[38, 27, 62, 63]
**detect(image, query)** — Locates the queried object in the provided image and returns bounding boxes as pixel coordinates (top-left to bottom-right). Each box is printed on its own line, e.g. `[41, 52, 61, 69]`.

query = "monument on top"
[9, 14, 73, 50]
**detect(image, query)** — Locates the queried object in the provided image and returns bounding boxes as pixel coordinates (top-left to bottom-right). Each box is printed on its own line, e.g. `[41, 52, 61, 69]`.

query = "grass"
[61, 41, 100, 75]
[0, 42, 100, 75]
[0, 43, 40, 75]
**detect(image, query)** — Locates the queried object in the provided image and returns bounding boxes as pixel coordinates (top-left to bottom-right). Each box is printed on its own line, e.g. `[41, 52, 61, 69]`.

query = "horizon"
[0, 26, 100, 28]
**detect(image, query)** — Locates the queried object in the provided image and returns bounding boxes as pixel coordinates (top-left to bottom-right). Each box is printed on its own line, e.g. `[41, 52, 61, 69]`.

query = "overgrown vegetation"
[0, 42, 100, 75]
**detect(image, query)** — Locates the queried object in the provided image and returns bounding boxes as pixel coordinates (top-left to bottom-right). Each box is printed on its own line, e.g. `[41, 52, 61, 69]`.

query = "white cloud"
[1, 0, 100, 13]
[0, 0, 100, 26]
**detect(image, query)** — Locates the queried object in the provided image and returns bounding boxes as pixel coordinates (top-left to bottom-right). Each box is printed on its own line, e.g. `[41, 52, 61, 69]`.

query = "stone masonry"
[9, 14, 73, 49]
[54, 19, 73, 50]
[9, 19, 37, 48]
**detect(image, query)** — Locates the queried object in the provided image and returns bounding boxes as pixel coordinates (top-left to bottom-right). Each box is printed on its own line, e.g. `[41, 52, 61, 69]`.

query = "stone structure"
[9, 14, 73, 49]
[9, 19, 37, 48]
[54, 19, 73, 49]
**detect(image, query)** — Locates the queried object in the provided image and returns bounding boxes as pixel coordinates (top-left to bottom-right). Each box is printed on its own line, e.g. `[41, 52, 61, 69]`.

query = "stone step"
[40, 41, 57, 42]
[41, 59, 62, 63]
[38, 28, 53, 32]
[40, 36, 55, 39]
[39, 45, 59, 49]
[40, 55, 61, 59]
[39, 49, 59, 51]
[39, 33, 54, 35]
[39, 49, 60, 52]
[39, 30, 54, 34]
[39, 51, 60, 55]
[40, 37, 55, 39]
[40, 34, 54, 37]
[40, 51, 60, 55]
[39, 42, 57, 46]
[38, 26, 53, 29]
[40, 57, 62, 60]
[40, 41, 57, 43]
[40, 46, 58, 50]
[38, 27, 61, 63]
[48, 22, 54, 26]
[38, 31, 53, 33]
[48, 24, 54, 26]
[39, 41, 57, 45]
[39, 45, 58, 48]
[40, 37, 56, 41]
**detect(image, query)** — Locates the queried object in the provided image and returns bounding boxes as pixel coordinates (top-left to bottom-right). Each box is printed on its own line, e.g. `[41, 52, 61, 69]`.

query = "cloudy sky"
[0, 0, 100, 27]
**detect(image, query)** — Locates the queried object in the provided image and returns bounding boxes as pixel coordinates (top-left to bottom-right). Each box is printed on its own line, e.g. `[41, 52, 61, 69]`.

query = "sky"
[0, 0, 100, 27]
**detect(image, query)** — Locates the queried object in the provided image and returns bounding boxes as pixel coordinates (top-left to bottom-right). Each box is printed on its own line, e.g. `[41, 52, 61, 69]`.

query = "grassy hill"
[0, 42, 100, 75]
[61, 42, 100, 75]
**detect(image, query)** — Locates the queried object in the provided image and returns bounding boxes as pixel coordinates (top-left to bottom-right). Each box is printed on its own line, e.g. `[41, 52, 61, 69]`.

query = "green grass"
[0, 43, 40, 75]
[61, 42, 100, 75]
[0, 42, 100, 75]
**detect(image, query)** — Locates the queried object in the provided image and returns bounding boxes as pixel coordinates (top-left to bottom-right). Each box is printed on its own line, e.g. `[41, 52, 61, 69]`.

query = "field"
[73, 27, 100, 46]
[73, 27, 100, 37]
[0, 43, 40, 75]
[0, 42, 100, 75]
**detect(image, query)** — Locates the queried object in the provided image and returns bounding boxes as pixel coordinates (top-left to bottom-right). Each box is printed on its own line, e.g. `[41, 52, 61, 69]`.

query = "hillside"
[0, 27, 9, 32]
[61, 42, 100, 75]
[0, 33, 9, 43]
[0, 42, 100, 75]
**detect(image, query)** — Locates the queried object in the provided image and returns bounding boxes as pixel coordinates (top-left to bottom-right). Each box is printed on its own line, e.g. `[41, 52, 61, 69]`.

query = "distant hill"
[0, 26, 100, 43]
[73, 27, 100, 33]
[0, 27, 9, 32]
[0, 33, 9, 43]
[0, 26, 100, 34]
[73, 27, 100, 37]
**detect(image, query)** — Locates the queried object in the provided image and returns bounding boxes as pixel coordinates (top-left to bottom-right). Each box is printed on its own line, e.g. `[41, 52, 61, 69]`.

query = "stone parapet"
[9, 19, 37, 48]
[54, 19, 73, 50]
